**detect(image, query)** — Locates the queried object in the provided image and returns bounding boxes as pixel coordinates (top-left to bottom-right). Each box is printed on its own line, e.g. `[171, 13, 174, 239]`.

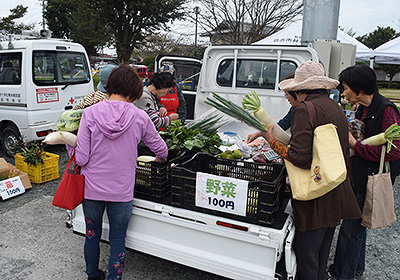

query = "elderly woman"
[327, 64, 400, 280]
[133, 71, 179, 129]
[248, 61, 361, 280]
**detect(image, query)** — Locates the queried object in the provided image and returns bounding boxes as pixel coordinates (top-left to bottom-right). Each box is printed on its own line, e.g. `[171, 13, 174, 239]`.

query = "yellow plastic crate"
[15, 152, 60, 184]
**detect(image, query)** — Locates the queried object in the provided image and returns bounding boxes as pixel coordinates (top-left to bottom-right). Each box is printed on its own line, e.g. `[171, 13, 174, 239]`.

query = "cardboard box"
[0, 158, 32, 198]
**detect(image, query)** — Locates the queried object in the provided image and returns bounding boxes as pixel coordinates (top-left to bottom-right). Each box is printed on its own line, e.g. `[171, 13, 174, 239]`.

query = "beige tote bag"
[285, 101, 347, 201]
[361, 145, 397, 229]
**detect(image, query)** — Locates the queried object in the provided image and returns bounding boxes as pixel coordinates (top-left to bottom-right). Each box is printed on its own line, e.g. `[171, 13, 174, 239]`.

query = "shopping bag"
[284, 101, 347, 201]
[361, 145, 397, 229]
[52, 152, 84, 210]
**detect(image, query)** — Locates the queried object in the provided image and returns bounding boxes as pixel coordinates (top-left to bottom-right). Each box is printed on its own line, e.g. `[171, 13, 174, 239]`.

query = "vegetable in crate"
[159, 117, 223, 157]
[55, 109, 83, 133]
[242, 91, 291, 144]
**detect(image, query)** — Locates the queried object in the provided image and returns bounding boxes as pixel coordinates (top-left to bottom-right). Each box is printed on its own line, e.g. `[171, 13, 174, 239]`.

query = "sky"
[1, 0, 400, 47]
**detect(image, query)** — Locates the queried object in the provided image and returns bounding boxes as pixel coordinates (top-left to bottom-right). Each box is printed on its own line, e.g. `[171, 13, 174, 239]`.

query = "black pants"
[294, 227, 336, 280]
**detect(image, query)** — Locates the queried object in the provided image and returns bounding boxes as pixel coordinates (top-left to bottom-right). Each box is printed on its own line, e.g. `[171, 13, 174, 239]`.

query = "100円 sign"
[195, 172, 249, 216]
[0, 176, 25, 200]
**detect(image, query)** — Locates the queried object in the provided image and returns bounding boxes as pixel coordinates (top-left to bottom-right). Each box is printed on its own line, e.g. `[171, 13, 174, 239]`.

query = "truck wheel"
[1, 126, 20, 157]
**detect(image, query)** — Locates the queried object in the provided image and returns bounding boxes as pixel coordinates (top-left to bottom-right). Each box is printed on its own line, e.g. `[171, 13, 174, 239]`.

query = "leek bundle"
[204, 92, 268, 133]
[242, 91, 291, 145]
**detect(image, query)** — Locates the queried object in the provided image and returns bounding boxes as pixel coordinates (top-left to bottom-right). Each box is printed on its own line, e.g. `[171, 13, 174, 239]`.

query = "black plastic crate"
[134, 150, 194, 202]
[135, 160, 171, 196]
[171, 153, 286, 226]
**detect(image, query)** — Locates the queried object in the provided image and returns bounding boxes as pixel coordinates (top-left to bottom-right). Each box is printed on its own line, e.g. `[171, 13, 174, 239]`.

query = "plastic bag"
[54, 109, 83, 133]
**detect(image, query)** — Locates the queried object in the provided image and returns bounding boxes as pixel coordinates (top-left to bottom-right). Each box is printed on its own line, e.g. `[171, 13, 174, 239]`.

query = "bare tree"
[189, 0, 303, 44]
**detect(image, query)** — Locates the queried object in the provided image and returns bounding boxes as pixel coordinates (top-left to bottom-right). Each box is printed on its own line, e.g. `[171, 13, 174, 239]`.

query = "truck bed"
[71, 197, 296, 280]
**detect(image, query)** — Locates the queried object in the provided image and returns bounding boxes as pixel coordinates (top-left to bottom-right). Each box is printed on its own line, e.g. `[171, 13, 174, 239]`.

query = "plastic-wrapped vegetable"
[55, 109, 83, 133]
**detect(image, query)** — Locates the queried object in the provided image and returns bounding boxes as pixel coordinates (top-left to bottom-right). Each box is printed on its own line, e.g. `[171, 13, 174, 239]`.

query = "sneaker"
[355, 272, 366, 280]
[88, 270, 105, 280]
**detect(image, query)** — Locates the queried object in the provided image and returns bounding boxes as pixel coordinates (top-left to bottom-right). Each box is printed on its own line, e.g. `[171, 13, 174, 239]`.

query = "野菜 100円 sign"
[195, 172, 249, 216]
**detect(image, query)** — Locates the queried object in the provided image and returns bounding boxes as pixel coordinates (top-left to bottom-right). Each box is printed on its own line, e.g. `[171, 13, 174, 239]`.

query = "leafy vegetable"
[159, 119, 222, 157]
[55, 109, 83, 133]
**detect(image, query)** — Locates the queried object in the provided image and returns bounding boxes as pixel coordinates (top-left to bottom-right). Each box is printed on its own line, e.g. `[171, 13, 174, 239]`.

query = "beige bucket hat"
[278, 60, 339, 91]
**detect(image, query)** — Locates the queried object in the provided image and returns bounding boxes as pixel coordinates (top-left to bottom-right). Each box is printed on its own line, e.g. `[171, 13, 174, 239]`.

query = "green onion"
[204, 92, 268, 132]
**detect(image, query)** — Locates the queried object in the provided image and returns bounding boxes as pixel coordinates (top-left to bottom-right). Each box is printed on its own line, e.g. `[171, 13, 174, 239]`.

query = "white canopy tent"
[373, 36, 400, 65]
[253, 23, 374, 61]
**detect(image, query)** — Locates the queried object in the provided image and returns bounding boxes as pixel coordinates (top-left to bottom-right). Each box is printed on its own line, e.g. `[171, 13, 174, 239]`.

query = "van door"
[195, 45, 319, 138]
[155, 55, 202, 121]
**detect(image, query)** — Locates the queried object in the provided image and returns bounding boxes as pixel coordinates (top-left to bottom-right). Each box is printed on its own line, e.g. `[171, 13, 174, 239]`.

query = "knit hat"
[278, 60, 339, 91]
[97, 64, 116, 92]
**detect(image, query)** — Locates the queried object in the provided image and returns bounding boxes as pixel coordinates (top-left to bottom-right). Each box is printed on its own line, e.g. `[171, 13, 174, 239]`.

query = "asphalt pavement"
[0, 145, 226, 280]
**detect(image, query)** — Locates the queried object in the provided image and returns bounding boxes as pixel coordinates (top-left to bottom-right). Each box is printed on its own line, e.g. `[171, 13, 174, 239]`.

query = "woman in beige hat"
[248, 60, 361, 280]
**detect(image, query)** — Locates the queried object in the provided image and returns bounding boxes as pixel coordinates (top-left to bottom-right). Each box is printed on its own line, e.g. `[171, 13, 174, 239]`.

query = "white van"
[0, 33, 94, 156]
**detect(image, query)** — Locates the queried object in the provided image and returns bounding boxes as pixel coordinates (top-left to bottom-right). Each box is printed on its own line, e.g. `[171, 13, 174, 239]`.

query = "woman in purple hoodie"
[66, 65, 168, 280]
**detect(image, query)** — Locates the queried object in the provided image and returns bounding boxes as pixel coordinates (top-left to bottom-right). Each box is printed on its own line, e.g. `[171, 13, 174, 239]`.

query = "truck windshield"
[0, 53, 22, 85]
[33, 51, 90, 86]
[217, 59, 297, 89]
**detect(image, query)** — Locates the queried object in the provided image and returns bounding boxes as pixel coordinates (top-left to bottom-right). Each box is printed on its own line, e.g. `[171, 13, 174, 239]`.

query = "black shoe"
[88, 270, 105, 280]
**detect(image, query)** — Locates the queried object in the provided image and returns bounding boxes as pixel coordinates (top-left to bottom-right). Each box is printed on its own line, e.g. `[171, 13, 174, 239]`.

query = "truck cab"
[195, 45, 319, 138]
[0, 33, 94, 156]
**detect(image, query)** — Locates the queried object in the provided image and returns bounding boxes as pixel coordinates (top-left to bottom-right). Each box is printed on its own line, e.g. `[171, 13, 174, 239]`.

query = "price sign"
[0, 176, 25, 200]
[195, 172, 248, 216]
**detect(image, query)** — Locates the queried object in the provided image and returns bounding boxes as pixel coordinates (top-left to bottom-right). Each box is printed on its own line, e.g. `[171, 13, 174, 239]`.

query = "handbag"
[284, 101, 347, 201]
[52, 152, 85, 210]
[361, 145, 397, 229]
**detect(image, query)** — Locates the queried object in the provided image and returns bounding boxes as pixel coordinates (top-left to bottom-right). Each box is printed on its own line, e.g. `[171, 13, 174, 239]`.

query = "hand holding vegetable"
[242, 91, 291, 144]
[348, 131, 357, 149]
[262, 125, 276, 144]
[43, 131, 77, 147]
[349, 123, 400, 157]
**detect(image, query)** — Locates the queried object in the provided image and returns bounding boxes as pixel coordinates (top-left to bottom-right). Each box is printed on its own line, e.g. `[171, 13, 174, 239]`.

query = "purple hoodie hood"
[94, 100, 138, 140]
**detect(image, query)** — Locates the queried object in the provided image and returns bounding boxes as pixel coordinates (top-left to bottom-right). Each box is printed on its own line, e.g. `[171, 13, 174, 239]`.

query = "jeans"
[83, 199, 133, 280]
[330, 188, 366, 280]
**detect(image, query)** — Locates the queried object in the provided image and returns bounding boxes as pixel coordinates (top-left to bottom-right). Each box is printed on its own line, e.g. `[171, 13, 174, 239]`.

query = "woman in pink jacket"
[67, 65, 168, 280]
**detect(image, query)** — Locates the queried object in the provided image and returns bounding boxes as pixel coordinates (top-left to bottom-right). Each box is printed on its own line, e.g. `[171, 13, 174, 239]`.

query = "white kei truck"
[71, 43, 355, 279]
[0, 32, 94, 156]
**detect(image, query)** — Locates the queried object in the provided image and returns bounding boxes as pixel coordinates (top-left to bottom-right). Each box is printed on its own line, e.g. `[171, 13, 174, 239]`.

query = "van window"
[33, 51, 90, 86]
[217, 59, 297, 89]
[0, 53, 22, 85]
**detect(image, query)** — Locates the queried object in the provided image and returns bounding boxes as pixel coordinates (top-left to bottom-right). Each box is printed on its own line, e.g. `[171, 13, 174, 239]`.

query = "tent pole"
[369, 57, 375, 69]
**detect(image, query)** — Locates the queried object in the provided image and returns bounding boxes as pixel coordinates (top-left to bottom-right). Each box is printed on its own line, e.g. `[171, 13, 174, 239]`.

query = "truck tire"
[1, 126, 20, 157]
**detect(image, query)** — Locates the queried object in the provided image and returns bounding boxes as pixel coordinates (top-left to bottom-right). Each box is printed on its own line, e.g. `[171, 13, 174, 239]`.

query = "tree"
[0, 5, 34, 34]
[357, 26, 400, 88]
[380, 64, 400, 88]
[45, 0, 185, 62]
[191, 0, 303, 44]
[90, 0, 186, 63]
[45, 0, 112, 57]
[357, 26, 398, 50]
[133, 32, 199, 60]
